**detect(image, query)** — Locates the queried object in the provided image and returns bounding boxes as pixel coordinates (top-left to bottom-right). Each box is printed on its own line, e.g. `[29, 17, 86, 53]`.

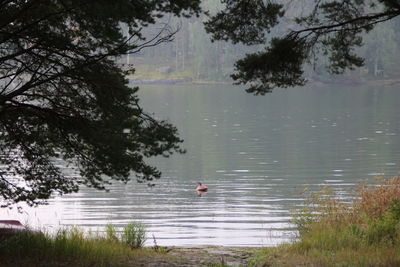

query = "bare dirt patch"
[138, 246, 258, 266]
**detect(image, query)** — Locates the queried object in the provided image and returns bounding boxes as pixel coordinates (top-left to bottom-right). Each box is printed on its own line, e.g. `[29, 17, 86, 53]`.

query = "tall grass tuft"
[121, 222, 146, 249]
[105, 222, 146, 248]
[105, 223, 118, 242]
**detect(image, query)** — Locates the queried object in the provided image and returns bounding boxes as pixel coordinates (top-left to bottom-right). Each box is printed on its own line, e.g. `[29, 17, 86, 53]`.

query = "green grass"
[251, 176, 400, 267]
[0, 224, 162, 267]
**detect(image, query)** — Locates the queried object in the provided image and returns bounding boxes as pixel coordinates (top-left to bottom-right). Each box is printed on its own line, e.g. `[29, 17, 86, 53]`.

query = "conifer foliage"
[205, 0, 400, 94]
[0, 0, 201, 206]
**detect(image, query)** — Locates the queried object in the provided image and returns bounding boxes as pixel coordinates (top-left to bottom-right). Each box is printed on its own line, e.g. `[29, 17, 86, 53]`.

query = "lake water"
[2, 84, 400, 246]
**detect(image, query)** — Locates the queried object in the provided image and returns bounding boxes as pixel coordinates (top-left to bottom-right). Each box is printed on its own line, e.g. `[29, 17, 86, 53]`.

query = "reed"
[105, 222, 147, 248]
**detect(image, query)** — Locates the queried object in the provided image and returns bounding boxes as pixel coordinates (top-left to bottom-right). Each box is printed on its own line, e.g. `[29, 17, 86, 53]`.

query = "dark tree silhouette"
[0, 0, 201, 207]
[205, 0, 400, 94]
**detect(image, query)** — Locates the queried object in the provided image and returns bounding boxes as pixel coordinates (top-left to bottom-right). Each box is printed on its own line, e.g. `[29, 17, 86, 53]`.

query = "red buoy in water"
[196, 182, 208, 192]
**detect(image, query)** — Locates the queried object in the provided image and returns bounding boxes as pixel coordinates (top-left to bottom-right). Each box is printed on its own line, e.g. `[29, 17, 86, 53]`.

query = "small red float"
[196, 183, 208, 192]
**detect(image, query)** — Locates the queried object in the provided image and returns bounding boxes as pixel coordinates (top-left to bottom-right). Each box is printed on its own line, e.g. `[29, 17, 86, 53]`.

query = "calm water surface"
[2, 84, 400, 246]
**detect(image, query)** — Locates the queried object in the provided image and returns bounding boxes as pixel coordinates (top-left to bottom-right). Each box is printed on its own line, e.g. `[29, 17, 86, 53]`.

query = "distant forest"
[122, 1, 400, 83]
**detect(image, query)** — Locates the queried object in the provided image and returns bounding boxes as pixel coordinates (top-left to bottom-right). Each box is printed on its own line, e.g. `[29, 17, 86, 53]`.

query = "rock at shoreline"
[157, 66, 174, 75]
[0, 220, 26, 238]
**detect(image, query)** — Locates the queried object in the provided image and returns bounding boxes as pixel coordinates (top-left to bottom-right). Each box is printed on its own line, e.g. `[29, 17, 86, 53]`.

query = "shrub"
[364, 198, 400, 245]
[356, 176, 400, 218]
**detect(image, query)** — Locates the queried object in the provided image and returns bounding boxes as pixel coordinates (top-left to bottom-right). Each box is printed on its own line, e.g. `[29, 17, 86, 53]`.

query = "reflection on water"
[1, 84, 400, 246]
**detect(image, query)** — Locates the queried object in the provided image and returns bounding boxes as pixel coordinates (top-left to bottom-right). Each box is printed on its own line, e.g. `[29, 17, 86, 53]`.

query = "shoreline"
[0, 222, 260, 266]
[128, 77, 400, 87]
[143, 246, 259, 266]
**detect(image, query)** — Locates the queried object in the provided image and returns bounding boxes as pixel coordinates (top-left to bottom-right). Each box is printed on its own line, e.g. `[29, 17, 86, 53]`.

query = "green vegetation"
[251, 176, 400, 266]
[0, 223, 160, 267]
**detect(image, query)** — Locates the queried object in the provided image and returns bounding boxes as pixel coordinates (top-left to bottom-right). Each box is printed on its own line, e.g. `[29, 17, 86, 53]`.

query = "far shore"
[128, 77, 400, 87]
